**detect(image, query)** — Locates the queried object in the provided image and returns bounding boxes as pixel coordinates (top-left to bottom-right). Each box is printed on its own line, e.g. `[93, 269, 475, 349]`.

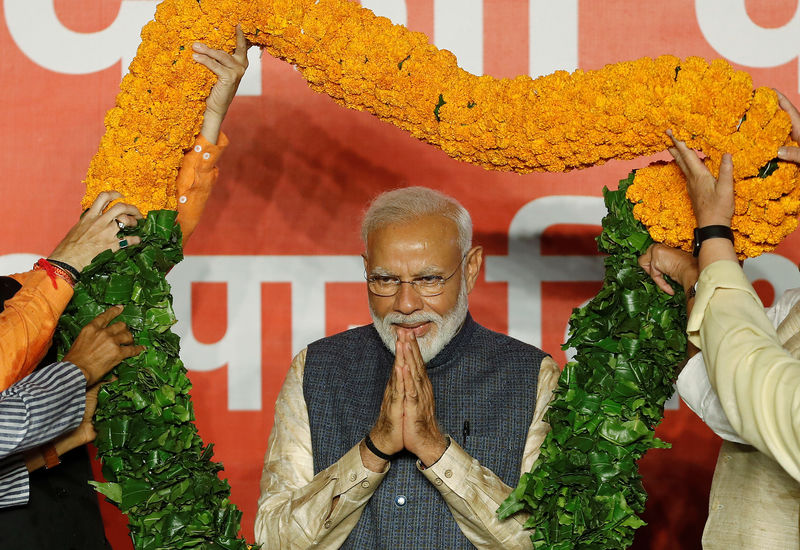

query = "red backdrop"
[3, 1, 800, 548]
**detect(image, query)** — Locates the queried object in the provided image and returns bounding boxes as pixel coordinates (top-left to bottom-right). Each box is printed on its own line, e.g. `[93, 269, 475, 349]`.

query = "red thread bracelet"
[33, 259, 75, 289]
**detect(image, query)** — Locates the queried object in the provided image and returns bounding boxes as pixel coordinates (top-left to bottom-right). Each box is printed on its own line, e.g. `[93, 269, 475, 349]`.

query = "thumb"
[717, 153, 734, 193]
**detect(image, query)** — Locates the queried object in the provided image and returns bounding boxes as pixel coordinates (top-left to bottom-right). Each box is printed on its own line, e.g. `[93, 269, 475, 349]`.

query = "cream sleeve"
[687, 260, 800, 482]
[254, 349, 389, 549]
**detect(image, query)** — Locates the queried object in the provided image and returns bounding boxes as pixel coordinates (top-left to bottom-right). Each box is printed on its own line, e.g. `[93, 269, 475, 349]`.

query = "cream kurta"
[682, 262, 800, 549]
[688, 260, 800, 481]
[254, 350, 561, 549]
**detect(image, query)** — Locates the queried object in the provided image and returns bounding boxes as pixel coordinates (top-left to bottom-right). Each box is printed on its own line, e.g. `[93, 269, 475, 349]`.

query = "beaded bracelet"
[33, 258, 76, 289]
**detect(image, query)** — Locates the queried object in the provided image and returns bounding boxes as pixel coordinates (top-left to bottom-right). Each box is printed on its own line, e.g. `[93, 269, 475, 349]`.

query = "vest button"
[444, 469, 453, 478]
[324, 520, 332, 529]
[434, 477, 443, 486]
[395, 495, 407, 507]
[361, 480, 370, 489]
[349, 472, 357, 482]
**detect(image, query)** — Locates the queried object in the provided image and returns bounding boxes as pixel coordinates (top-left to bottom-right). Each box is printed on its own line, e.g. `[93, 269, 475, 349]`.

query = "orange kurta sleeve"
[1, 270, 74, 391]
[175, 132, 228, 243]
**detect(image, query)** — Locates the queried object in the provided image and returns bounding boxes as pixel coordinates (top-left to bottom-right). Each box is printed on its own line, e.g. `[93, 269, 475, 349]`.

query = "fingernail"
[778, 147, 788, 159]
[192, 53, 201, 61]
[666, 129, 673, 137]
[192, 43, 202, 51]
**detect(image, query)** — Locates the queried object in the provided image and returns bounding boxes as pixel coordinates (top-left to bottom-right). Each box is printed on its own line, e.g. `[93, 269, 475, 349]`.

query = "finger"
[666, 131, 706, 176]
[105, 321, 129, 336]
[774, 89, 800, 141]
[100, 202, 144, 225]
[408, 334, 425, 372]
[193, 47, 235, 73]
[667, 146, 690, 176]
[115, 236, 141, 251]
[637, 248, 653, 273]
[402, 345, 425, 402]
[87, 191, 123, 218]
[653, 272, 676, 296]
[403, 339, 420, 381]
[120, 344, 146, 359]
[393, 364, 405, 411]
[234, 25, 249, 63]
[717, 152, 735, 196]
[114, 330, 134, 346]
[114, 214, 139, 228]
[402, 364, 418, 402]
[778, 145, 800, 164]
[90, 305, 124, 328]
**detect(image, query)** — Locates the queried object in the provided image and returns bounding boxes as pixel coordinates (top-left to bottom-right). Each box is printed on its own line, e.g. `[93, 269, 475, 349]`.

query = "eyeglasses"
[366, 255, 466, 297]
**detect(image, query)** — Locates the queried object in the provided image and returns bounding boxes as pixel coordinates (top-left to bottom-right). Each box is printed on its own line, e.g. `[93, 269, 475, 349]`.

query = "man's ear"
[464, 246, 483, 294]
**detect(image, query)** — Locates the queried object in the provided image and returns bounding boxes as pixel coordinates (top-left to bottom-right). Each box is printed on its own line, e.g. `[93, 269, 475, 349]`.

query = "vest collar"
[426, 311, 477, 370]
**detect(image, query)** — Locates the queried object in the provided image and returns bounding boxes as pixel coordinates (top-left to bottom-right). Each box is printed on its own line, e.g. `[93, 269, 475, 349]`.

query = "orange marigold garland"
[75, 1, 800, 548]
[83, 0, 797, 259]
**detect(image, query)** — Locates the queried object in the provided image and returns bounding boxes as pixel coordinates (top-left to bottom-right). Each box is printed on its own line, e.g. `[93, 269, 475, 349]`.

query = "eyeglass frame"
[364, 254, 468, 297]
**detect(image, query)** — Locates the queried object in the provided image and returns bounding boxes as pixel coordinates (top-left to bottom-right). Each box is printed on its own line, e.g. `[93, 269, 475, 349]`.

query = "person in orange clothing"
[0, 27, 248, 394]
[0, 27, 249, 550]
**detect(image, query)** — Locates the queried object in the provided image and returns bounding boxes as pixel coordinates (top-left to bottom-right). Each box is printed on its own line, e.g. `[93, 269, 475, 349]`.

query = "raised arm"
[175, 26, 249, 241]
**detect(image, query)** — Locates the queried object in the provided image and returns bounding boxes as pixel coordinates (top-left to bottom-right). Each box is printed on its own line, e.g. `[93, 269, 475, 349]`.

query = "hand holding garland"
[194, 26, 250, 146]
[48, 192, 143, 273]
[641, 92, 800, 286]
[23, 306, 143, 472]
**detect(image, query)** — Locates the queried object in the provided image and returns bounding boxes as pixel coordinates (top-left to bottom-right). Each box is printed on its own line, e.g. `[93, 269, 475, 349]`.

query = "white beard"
[370, 276, 469, 363]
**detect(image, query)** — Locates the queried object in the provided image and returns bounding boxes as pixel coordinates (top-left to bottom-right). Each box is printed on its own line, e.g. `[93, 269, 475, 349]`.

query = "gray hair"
[361, 186, 472, 255]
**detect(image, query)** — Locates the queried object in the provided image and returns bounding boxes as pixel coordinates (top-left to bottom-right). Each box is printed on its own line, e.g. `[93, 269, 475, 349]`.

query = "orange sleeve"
[0, 270, 74, 391]
[175, 132, 229, 244]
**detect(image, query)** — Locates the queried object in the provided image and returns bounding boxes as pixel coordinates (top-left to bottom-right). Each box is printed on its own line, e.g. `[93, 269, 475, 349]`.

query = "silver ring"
[115, 219, 125, 230]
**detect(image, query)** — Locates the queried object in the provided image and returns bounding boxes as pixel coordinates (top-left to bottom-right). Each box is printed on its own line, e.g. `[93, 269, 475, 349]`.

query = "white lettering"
[168, 255, 363, 410]
[4, 0, 261, 94]
[433, 0, 483, 75]
[695, 0, 800, 92]
[485, 195, 606, 348]
[529, 0, 579, 78]
[361, 0, 407, 26]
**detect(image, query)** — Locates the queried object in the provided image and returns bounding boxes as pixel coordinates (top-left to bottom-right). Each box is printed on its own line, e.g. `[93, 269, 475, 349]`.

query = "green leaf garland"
[56, 211, 255, 550]
[498, 172, 688, 549]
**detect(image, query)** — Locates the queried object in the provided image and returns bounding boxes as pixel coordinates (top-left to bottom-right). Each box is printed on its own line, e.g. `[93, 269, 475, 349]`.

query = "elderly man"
[256, 187, 560, 549]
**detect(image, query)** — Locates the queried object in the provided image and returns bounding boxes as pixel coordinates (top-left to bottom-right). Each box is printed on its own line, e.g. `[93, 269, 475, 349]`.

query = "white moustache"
[384, 311, 442, 328]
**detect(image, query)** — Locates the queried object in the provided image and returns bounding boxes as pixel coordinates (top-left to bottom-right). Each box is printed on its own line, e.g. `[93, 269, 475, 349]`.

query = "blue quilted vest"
[303, 313, 546, 549]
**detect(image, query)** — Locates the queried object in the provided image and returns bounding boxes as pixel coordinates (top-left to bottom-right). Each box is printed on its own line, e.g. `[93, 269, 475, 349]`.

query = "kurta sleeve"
[416, 356, 561, 550]
[687, 260, 800, 481]
[0, 271, 74, 392]
[175, 132, 228, 243]
[254, 349, 389, 549]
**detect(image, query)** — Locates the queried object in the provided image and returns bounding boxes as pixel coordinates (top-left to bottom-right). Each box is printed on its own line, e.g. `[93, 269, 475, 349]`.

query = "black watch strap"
[692, 225, 734, 257]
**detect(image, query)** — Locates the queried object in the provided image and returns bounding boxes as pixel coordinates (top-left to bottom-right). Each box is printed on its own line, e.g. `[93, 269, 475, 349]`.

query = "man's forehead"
[364, 215, 461, 270]
[366, 214, 458, 244]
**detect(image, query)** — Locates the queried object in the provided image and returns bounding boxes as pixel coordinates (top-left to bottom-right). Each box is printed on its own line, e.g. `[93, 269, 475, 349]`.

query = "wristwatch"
[692, 225, 734, 257]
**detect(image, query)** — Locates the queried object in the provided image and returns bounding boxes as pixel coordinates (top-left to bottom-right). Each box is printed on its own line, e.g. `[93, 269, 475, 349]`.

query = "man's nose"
[393, 281, 423, 314]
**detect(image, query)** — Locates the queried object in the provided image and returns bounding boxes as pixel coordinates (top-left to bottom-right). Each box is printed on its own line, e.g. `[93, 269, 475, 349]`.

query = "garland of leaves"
[55, 211, 252, 550]
[498, 172, 687, 549]
[65, 1, 797, 548]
